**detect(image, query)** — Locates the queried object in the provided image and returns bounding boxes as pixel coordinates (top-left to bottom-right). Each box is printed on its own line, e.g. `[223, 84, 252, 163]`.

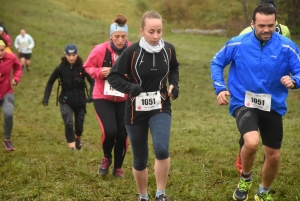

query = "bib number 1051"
[141, 98, 156, 105]
[251, 98, 265, 106]
[244, 91, 271, 111]
[135, 91, 162, 111]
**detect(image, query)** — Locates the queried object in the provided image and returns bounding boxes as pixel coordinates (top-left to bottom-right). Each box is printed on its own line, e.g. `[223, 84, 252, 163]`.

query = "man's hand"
[217, 91, 230, 105]
[281, 76, 295, 89]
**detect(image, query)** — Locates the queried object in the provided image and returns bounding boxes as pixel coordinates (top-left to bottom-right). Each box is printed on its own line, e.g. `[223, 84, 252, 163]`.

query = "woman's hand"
[168, 84, 179, 100]
[102, 67, 111, 77]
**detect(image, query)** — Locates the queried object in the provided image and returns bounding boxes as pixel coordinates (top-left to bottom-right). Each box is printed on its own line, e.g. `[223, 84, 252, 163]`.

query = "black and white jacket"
[108, 41, 179, 125]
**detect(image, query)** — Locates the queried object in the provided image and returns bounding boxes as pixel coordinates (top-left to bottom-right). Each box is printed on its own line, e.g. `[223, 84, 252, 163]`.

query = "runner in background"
[0, 39, 22, 151]
[83, 14, 131, 178]
[14, 29, 35, 72]
[0, 27, 12, 47]
[42, 44, 94, 150]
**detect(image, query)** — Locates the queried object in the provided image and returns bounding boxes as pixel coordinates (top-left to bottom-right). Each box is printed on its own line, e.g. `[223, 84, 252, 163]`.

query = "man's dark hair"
[252, 4, 277, 22]
[260, 0, 277, 8]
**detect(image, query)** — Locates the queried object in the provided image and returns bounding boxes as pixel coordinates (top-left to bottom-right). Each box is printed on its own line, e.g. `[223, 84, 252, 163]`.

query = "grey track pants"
[0, 93, 14, 139]
[60, 103, 86, 143]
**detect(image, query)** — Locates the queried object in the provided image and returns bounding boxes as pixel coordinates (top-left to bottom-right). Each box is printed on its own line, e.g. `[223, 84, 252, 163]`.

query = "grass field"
[1, 0, 300, 200]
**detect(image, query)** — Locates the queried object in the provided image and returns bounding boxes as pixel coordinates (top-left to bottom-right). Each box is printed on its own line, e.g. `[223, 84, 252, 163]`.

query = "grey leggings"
[0, 93, 14, 139]
[125, 113, 171, 171]
[60, 103, 86, 143]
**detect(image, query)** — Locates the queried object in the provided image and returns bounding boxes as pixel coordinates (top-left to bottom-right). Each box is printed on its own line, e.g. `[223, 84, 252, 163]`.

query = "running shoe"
[236, 151, 242, 174]
[254, 192, 273, 201]
[138, 198, 149, 201]
[156, 194, 169, 201]
[75, 137, 82, 150]
[98, 157, 112, 176]
[69, 147, 75, 151]
[112, 168, 124, 177]
[233, 177, 252, 201]
[26, 66, 30, 72]
[3, 139, 15, 151]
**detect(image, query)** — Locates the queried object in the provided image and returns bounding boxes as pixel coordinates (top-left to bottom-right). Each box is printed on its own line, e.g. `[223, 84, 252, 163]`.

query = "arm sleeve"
[12, 55, 22, 83]
[167, 44, 179, 88]
[28, 35, 34, 49]
[210, 41, 236, 95]
[14, 36, 19, 49]
[42, 67, 60, 102]
[84, 70, 95, 98]
[107, 49, 135, 94]
[288, 42, 300, 89]
[83, 46, 106, 79]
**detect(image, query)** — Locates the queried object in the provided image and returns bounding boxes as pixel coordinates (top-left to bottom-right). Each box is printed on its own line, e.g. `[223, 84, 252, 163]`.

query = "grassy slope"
[1, 0, 300, 200]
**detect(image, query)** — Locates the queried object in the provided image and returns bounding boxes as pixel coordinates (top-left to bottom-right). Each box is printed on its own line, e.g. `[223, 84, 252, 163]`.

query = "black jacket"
[43, 57, 94, 106]
[108, 41, 179, 125]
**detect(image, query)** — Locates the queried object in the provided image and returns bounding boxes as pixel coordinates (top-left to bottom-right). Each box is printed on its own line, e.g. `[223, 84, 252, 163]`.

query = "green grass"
[1, 0, 300, 200]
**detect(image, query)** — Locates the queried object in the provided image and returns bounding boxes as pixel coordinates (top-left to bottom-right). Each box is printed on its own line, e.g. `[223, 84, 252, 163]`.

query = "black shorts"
[234, 106, 283, 149]
[19, 53, 32, 60]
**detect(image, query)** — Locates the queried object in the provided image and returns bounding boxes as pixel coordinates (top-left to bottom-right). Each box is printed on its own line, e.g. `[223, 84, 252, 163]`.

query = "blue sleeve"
[288, 41, 300, 89]
[210, 40, 237, 95]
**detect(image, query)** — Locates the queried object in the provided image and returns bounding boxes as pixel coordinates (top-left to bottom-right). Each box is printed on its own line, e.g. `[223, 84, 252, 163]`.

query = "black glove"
[129, 84, 143, 97]
[86, 97, 93, 103]
[42, 100, 48, 106]
[171, 85, 179, 100]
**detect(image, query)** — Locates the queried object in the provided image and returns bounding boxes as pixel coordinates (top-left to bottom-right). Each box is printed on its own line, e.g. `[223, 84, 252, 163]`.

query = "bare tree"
[240, 0, 249, 23]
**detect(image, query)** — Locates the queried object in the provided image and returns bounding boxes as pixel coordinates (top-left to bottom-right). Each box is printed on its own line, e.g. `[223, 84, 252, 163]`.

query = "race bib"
[104, 80, 125, 97]
[244, 91, 271, 111]
[135, 91, 162, 111]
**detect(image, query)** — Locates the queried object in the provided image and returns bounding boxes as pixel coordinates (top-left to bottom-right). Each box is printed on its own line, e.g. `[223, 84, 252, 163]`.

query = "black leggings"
[60, 103, 86, 143]
[93, 99, 128, 169]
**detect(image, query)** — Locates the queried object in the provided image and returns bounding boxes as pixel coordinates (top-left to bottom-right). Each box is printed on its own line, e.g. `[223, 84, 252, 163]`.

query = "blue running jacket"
[211, 31, 300, 116]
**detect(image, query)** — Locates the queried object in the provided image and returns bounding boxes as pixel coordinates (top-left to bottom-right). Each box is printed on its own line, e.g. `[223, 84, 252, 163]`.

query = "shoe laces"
[258, 192, 273, 201]
[238, 178, 251, 192]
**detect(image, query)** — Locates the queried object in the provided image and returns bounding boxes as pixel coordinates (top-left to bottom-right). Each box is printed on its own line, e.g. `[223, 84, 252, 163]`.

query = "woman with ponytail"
[83, 14, 131, 177]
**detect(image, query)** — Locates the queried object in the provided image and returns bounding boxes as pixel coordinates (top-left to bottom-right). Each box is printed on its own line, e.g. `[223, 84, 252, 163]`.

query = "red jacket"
[0, 52, 22, 99]
[83, 41, 131, 102]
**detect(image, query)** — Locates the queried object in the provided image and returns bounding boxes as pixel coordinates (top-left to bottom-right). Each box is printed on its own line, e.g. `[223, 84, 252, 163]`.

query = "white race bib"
[244, 91, 271, 111]
[135, 91, 162, 111]
[104, 80, 125, 97]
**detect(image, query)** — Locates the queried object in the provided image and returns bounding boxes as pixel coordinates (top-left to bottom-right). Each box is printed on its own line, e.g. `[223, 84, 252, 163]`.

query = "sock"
[156, 189, 165, 197]
[241, 171, 251, 180]
[258, 185, 270, 194]
[139, 194, 149, 200]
